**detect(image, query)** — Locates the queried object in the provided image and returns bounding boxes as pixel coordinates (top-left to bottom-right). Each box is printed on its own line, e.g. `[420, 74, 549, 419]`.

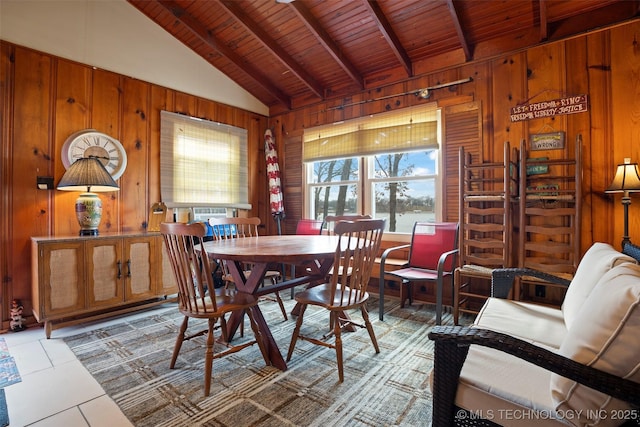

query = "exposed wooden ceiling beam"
[546, 1, 638, 40]
[289, 1, 364, 90]
[217, 0, 324, 100]
[539, 0, 548, 41]
[156, 0, 291, 108]
[363, 0, 412, 77]
[447, 0, 472, 62]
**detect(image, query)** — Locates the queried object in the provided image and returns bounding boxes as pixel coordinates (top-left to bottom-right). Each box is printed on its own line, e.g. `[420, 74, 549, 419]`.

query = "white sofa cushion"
[561, 242, 636, 330]
[551, 262, 640, 427]
[457, 345, 572, 427]
[475, 298, 566, 349]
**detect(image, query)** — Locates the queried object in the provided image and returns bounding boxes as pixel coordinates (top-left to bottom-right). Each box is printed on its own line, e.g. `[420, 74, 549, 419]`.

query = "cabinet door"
[39, 241, 86, 317]
[86, 238, 124, 307]
[156, 236, 178, 295]
[124, 236, 156, 301]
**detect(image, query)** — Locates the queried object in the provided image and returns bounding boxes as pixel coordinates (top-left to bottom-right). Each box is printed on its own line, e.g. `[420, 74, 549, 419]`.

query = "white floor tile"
[41, 337, 79, 366]
[25, 407, 89, 427]
[5, 339, 52, 376]
[5, 360, 104, 426]
[0, 305, 176, 426]
[2, 326, 46, 347]
[80, 395, 133, 427]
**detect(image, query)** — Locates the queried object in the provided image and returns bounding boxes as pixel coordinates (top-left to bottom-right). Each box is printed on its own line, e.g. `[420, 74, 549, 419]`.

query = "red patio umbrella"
[265, 129, 285, 234]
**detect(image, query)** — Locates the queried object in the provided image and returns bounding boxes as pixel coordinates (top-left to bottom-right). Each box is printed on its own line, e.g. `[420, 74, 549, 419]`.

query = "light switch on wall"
[37, 176, 54, 190]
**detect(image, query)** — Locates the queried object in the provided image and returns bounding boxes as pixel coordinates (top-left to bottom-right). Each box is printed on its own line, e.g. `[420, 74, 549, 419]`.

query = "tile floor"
[1, 305, 175, 427]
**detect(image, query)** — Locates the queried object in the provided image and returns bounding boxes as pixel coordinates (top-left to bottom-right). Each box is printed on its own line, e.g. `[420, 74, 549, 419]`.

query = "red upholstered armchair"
[290, 219, 324, 297]
[379, 222, 459, 324]
[295, 218, 323, 235]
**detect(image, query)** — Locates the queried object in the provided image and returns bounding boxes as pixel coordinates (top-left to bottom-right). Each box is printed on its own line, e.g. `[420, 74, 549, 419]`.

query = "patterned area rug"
[65, 296, 453, 427]
[0, 337, 21, 427]
[0, 338, 21, 390]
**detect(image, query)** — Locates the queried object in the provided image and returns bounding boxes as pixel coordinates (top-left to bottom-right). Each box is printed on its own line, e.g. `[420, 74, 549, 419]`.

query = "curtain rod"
[327, 77, 473, 111]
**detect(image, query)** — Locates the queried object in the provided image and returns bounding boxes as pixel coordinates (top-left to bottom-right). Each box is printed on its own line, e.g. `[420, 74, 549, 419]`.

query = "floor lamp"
[605, 158, 640, 249]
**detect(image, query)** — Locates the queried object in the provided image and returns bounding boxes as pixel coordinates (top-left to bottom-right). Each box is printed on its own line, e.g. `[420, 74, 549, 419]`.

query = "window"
[308, 157, 360, 219]
[304, 106, 441, 234]
[160, 111, 250, 210]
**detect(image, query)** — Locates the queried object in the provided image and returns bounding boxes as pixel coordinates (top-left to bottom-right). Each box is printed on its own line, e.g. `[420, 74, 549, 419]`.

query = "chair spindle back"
[209, 216, 261, 239]
[161, 222, 217, 315]
[322, 214, 372, 235]
[329, 219, 385, 306]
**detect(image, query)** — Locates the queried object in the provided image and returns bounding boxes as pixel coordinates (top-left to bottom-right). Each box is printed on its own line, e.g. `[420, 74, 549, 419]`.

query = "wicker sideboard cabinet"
[31, 232, 177, 338]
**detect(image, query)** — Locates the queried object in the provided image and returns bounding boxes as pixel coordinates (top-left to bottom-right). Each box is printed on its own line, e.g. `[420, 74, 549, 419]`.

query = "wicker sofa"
[428, 242, 640, 427]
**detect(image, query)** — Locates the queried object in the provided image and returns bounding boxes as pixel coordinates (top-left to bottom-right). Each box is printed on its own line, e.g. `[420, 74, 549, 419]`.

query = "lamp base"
[76, 192, 102, 236]
[620, 195, 631, 251]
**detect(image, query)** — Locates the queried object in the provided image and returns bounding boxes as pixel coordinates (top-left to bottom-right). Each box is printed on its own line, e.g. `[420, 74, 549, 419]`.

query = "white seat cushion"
[562, 242, 636, 330]
[551, 263, 640, 427]
[475, 298, 567, 349]
[457, 345, 572, 427]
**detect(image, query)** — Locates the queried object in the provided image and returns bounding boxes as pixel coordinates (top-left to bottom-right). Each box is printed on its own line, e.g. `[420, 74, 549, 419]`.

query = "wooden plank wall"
[272, 20, 639, 307]
[0, 42, 269, 329]
[2, 20, 640, 325]
[273, 20, 640, 257]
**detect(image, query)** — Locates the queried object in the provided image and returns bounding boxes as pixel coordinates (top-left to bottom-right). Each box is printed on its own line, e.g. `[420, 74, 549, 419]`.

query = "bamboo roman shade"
[303, 105, 439, 162]
[160, 111, 250, 209]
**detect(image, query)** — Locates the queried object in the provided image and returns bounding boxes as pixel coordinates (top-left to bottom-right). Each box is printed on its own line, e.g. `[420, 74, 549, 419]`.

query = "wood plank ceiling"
[127, 0, 639, 114]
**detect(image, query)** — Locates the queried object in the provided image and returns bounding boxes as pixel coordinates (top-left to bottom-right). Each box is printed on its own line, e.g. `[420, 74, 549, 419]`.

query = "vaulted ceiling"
[127, 0, 639, 114]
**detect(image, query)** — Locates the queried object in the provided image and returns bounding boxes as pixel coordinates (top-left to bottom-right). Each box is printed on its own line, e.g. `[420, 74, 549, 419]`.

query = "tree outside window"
[308, 149, 437, 233]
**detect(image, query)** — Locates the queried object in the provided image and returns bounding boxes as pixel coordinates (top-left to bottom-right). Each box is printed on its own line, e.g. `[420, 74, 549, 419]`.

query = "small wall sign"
[530, 131, 565, 151]
[526, 157, 549, 175]
[510, 94, 588, 122]
[527, 183, 559, 197]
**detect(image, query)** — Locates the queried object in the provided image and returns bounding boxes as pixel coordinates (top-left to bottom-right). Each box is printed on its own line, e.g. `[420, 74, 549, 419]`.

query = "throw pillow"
[551, 263, 640, 427]
[561, 242, 636, 329]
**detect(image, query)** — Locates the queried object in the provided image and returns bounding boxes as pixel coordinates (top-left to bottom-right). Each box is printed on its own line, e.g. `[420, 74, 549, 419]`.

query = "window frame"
[303, 108, 443, 238]
[160, 110, 251, 210]
[306, 157, 363, 221]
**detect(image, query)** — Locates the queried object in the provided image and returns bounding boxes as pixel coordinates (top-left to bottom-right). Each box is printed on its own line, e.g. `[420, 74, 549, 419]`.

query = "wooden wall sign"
[526, 183, 560, 197]
[510, 95, 588, 122]
[148, 202, 167, 231]
[526, 157, 549, 175]
[530, 132, 565, 151]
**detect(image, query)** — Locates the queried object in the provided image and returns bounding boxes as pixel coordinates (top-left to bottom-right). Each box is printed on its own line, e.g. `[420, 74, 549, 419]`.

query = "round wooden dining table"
[203, 234, 341, 371]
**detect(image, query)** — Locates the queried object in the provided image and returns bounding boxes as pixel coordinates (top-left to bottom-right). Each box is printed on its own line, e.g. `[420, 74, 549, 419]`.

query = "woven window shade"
[303, 105, 439, 162]
[160, 111, 250, 209]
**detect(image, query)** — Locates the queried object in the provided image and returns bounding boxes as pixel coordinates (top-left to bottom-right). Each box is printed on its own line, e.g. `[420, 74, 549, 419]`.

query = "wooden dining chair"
[321, 214, 372, 235]
[320, 214, 373, 279]
[160, 222, 268, 397]
[286, 218, 385, 382]
[208, 217, 288, 322]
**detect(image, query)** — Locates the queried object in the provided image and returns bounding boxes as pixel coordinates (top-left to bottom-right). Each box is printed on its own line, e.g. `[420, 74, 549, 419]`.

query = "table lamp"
[57, 156, 120, 236]
[605, 157, 640, 248]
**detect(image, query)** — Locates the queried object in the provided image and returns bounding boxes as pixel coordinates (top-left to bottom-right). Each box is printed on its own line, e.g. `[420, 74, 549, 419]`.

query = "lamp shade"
[57, 157, 119, 236]
[605, 158, 640, 193]
[57, 157, 120, 192]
